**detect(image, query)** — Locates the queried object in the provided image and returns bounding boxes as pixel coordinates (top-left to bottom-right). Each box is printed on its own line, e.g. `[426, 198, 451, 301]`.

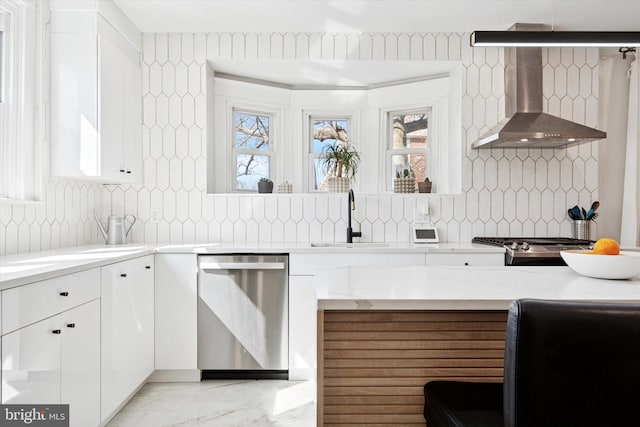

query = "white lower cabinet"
[426, 253, 504, 266]
[153, 254, 198, 378]
[288, 275, 317, 381]
[1, 299, 101, 427]
[2, 315, 62, 405]
[61, 300, 101, 427]
[100, 255, 154, 422]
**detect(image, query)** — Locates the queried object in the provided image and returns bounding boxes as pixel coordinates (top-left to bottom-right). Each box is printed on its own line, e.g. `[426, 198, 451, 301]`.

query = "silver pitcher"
[96, 214, 136, 245]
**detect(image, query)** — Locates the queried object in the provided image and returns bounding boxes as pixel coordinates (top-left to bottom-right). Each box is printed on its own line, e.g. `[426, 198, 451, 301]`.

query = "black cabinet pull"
[126, 170, 132, 174]
[59, 291, 69, 296]
[119, 169, 125, 173]
[120, 273, 127, 278]
[464, 262, 469, 266]
[145, 265, 151, 269]
[52, 329, 62, 334]
[66, 323, 76, 328]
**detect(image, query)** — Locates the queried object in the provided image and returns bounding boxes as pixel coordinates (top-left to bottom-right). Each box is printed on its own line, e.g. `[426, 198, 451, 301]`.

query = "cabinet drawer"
[426, 253, 504, 267]
[2, 269, 100, 335]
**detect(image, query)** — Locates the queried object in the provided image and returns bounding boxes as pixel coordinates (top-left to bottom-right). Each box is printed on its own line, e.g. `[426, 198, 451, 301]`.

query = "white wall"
[102, 32, 600, 245]
[0, 31, 602, 254]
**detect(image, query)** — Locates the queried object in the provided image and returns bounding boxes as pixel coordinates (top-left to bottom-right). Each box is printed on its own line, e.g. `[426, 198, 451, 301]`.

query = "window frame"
[306, 114, 353, 193]
[0, 11, 6, 104]
[0, 0, 40, 202]
[372, 76, 459, 195]
[385, 108, 432, 192]
[231, 107, 276, 192]
[210, 66, 461, 195]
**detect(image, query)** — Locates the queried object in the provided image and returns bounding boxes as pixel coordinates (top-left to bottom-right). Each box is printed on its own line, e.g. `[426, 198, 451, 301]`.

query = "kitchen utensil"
[561, 250, 640, 279]
[586, 201, 600, 220]
[582, 207, 588, 220]
[568, 206, 582, 220]
[96, 214, 136, 245]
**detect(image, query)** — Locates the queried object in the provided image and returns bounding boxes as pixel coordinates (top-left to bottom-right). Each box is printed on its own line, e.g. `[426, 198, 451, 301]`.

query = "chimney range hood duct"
[472, 29, 606, 149]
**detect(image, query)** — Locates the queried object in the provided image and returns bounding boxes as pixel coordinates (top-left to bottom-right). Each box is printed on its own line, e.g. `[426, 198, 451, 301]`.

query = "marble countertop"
[0, 241, 503, 290]
[155, 241, 506, 254]
[0, 245, 155, 290]
[315, 265, 640, 310]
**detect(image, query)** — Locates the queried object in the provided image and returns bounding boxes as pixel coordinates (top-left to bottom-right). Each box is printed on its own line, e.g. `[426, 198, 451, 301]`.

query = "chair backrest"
[504, 299, 640, 427]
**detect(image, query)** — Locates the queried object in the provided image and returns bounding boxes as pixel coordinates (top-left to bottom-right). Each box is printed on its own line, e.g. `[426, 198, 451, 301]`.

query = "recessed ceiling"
[114, 0, 640, 34]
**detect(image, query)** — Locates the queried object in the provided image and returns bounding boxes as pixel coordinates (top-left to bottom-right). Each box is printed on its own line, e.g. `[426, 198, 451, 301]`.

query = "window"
[0, 0, 39, 201]
[233, 109, 274, 191]
[0, 11, 5, 103]
[387, 109, 430, 190]
[309, 117, 350, 192]
[209, 63, 462, 194]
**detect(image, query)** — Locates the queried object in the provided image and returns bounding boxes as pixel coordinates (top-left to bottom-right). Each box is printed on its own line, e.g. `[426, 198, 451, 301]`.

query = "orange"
[592, 238, 620, 255]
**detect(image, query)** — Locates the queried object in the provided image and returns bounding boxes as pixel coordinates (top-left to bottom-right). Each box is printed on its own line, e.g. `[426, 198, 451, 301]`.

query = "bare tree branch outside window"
[234, 111, 272, 190]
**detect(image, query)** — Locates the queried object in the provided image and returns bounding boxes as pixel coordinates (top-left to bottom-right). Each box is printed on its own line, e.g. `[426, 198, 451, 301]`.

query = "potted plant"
[320, 143, 361, 193]
[418, 177, 432, 193]
[257, 177, 274, 193]
[393, 167, 416, 193]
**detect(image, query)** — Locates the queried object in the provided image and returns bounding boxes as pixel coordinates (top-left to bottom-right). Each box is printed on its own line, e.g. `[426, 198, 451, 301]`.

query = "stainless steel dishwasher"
[197, 254, 288, 379]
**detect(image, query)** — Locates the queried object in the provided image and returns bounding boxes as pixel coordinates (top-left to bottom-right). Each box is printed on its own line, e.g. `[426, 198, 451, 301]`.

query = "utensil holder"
[572, 220, 590, 240]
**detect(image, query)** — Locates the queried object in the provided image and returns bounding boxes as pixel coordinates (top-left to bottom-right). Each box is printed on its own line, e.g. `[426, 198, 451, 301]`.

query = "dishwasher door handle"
[200, 262, 286, 271]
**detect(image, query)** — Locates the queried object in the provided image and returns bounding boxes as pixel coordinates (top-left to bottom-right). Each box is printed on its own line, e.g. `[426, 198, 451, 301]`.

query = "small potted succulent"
[393, 167, 416, 193]
[257, 177, 274, 193]
[418, 177, 433, 193]
[320, 143, 361, 193]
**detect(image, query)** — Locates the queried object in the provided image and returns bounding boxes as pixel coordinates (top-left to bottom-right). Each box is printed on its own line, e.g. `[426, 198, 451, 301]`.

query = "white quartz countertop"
[315, 266, 640, 310]
[0, 245, 155, 290]
[0, 241, 503, 290]
[154, 241, 505, 254]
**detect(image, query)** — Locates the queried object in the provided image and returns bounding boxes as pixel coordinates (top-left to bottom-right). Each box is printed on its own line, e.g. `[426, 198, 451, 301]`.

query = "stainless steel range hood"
[472, 34, 606, 149]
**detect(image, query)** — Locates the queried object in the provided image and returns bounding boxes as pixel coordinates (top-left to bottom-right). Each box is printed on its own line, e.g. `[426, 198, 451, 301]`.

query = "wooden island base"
[317, 310, 508, 426]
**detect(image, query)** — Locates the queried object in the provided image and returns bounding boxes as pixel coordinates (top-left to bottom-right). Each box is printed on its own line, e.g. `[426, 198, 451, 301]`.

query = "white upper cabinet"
[50, 1, 142, 183]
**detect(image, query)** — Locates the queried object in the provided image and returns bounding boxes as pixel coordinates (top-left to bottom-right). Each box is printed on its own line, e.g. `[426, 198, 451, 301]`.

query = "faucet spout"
[347, 189, 362, 243]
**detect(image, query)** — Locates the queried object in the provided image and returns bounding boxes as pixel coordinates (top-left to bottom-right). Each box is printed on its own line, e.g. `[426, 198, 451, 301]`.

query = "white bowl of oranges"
[561, 238, 640, 280]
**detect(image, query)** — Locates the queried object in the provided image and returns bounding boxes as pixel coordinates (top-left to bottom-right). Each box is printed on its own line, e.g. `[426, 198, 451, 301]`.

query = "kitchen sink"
[310, 242, 390, 248]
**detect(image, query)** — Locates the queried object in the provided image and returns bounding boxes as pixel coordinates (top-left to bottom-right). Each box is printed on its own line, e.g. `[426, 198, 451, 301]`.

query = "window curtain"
[620, 59, 640, 247]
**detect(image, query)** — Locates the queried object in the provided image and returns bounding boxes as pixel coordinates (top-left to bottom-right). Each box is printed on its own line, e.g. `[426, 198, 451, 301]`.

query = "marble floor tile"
[107, 380, 316, 427]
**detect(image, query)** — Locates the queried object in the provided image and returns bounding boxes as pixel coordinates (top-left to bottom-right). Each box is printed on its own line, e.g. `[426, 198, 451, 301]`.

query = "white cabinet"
[98, 32, 142, 182]
[60, 300, 101, 427]
[2, 315, 62, 405]
[1, 273, 100, 427]
[100, 255, 154, 422]
[153, 254, 198, 380]
[288, 275, 317, 381]
[426, 253, 504, 267]
[51, 6, 142, 183]
[2, 269, 101, 334]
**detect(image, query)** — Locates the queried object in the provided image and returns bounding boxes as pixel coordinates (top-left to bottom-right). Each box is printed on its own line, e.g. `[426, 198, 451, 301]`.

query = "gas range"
[472, 237, 594, 266]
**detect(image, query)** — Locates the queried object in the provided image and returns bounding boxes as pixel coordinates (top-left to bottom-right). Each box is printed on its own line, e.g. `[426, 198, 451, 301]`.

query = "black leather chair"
[424, 299, 640, 427]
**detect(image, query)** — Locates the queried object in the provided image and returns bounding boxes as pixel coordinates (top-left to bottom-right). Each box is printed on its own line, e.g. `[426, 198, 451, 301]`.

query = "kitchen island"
[314, 266, 640, 426]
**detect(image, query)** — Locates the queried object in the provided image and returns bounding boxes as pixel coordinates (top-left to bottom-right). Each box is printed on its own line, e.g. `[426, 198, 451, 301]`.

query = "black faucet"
[347, 189, 362, 243]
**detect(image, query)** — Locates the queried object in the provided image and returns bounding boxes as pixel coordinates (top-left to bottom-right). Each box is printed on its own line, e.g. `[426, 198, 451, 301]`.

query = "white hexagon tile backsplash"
[1, 32, 599, 255]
